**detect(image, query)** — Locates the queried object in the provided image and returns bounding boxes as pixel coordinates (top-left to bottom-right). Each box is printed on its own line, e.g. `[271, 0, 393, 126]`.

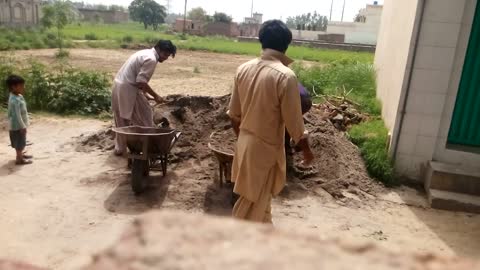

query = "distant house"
[239, 13, 262, 37]
[326, 2, 383, 44]
[376, 0, 480, 212]
[174, 18, 240, 37]
[174, 18, 204, 35]
[0, 0, 42, 26]
[77, 8, 128, 24]
[205, 22, 240, 37]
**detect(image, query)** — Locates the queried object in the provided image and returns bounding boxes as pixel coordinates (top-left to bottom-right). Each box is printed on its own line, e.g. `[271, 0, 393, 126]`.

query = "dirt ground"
[11, 48, 254, 97]
[1, 50, 480, 269]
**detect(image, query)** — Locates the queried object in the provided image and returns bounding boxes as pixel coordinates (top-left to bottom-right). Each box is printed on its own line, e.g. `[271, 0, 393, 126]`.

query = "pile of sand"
[75, 95, 384, 201]
[83, 211, 479, 270]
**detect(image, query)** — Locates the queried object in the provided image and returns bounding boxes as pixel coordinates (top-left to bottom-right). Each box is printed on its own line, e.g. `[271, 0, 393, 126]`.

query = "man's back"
[115, 49, 157, 85]
[229, 49, 305, 146]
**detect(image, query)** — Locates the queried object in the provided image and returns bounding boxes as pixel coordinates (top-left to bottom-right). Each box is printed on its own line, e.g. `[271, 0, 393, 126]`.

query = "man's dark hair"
[259, 20, 293, 53]
[6, 74, 25, 91]
[155, 40, 177, 58]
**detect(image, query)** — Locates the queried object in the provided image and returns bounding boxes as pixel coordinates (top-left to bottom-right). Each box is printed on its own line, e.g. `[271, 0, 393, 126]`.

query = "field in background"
[0, 23, 374, 64]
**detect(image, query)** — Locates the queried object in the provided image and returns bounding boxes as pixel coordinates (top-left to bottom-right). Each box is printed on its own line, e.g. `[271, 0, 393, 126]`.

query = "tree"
[188, 7, 208, 21]
[41, 1, 75, 51]
[286, 11, 328, 31]
[129, 0, 166, 30]
[213, 12, 232, 23]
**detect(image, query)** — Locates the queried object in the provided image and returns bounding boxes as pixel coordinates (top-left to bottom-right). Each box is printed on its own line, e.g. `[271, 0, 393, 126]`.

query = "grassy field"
[0, 23, 374, 64]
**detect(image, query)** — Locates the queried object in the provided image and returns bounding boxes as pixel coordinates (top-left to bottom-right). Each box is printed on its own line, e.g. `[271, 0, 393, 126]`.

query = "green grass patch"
[294, 62, 380, 115]
[348, 120, 397, 186]
[0, 23, 374, 64]
[62, 23, 373, 63]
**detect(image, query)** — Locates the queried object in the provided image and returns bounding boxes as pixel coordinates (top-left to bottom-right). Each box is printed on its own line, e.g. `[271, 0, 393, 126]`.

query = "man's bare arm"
[137, 82, 163, 103]
[231, 118, 240, 137]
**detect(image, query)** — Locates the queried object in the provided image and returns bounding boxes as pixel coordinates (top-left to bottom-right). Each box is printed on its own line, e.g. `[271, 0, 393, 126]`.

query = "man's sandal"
[16, 159, 33, 165]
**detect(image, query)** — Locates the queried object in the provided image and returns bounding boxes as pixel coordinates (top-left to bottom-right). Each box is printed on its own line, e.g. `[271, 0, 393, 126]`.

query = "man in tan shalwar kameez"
[112, 40, 177, 155]
[228, 20, 314, 223]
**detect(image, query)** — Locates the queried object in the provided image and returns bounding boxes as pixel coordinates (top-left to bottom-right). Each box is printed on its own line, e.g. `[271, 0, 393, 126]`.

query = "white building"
[327, 2, 383, 44]
[376, 0, 480, 213]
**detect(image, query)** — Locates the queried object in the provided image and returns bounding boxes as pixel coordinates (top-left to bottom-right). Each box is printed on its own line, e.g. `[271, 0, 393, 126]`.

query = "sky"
[80, 0, 384, 23]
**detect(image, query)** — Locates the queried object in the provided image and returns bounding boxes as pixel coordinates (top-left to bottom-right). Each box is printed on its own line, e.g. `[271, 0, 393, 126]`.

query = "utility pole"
[341, 0, 346, 22]
[251, 0, 254, 18]
[183, 0, 187, 33]
[165, 0, 171, 14]
[329, 0, 334, 21]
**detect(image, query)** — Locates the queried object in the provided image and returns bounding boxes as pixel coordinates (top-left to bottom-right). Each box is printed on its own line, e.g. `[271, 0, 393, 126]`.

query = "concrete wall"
[380, 0, 480, 182]
[327, 4, 383, 44]
[291, 29, 326, 40]
[0, 0, 41, 26]
[78, 9, 128, 24]
[375, 0, 420, 136]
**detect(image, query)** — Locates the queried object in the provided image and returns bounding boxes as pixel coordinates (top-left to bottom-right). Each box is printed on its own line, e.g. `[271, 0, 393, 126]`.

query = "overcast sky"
[80, 0, 384, 23]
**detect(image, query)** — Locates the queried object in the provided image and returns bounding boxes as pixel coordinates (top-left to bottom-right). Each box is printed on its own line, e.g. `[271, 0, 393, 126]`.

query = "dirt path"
[11, 49, 254, 97]
[1, 116, 479, 269]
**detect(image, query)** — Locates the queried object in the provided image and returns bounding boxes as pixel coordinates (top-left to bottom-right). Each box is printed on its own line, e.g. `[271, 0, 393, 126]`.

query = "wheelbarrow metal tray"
[113, 126, 181, 158]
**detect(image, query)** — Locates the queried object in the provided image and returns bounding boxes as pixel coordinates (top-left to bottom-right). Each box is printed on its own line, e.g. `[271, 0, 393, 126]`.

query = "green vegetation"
[0, 57, 111, 115]
[348, 120, 397, 186]
[41, 0, 75, 50]
[294, 61, 395, 185]
[0, 23, 373, 64]
[294, 62, 379, 114]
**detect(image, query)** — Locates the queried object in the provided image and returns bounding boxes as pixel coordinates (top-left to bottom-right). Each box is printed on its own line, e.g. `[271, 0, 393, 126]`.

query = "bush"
[0, 59, 111, 115]
[348, 120, 397, 186]
[85, 33, 98, 40]
[0, 56, 16, 106]
[55, 49, 70, 59]
[47, 70, 111, 115]
[122, 35, 133, 43]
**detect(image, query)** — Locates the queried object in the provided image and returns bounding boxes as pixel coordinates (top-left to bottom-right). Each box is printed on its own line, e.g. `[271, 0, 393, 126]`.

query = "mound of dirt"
[84, 211, 480, 270]
[74, 94, 384, 201]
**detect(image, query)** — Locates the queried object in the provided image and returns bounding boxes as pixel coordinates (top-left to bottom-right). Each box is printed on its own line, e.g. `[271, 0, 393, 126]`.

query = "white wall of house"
[291, 30, 326, 40]
[376, 0, 480, 182]
[327, 4, 383, 44]
[375, 0, 420, 134]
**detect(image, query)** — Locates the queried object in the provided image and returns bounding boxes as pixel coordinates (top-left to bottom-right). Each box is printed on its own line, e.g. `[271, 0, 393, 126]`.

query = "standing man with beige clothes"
[112, 40, 177, 156]
[228, 20, 314, 223]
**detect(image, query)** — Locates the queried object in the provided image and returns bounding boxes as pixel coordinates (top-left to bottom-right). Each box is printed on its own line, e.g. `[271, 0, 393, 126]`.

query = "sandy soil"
[0, 50, 479, 269]
[1, 116, 479, 270]
[11, 49, 254, 97]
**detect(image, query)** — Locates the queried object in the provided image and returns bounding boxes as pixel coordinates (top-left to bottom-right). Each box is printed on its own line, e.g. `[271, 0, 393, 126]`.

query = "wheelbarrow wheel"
[131, 159, 149, 195]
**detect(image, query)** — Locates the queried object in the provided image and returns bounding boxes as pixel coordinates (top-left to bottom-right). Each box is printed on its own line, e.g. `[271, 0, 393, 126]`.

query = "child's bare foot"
[16, 159, 33, 165]
[23, 154, 33, 159]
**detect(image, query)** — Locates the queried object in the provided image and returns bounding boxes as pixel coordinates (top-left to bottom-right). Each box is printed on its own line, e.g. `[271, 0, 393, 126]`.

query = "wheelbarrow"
[113, 126, 181, 195]
[208, 131, 239, 206]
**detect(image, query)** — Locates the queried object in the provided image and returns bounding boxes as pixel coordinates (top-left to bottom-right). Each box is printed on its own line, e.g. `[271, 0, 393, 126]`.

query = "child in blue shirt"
[6, 75, 32, 165]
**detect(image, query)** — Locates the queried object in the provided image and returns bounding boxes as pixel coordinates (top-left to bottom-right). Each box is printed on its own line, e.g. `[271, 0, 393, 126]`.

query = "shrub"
[47, 70, 111, 115]
[0, 59, 111, 115]
[55, 49, 70, 59]
[85, 33, 98, 40]
[122, 35, 133, 43]
[0, 56, 16, 105]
